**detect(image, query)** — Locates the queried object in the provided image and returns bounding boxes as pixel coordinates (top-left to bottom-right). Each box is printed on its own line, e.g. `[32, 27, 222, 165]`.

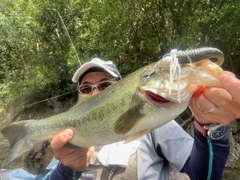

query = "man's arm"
[137, 120, 194, 180]
[181, 126, 229, 179]
[43, 162, 82, 180]
[137, 120, 229, 180]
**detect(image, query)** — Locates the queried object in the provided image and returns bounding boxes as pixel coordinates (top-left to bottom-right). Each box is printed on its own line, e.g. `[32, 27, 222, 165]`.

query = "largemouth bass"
[1, 47, 224, 167]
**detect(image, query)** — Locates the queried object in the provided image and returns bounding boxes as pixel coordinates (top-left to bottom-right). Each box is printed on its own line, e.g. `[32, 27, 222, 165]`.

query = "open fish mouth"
[145, 91, 172, 107]
[146, 91, 170, 102]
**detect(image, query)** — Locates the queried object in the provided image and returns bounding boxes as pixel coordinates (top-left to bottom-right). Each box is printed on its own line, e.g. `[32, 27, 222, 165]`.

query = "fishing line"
[182, 51, 194, 71]
[24, 12, 83, 109]
[169, 49, 181, 102]
[24, 90, 77, 108]
[57, 11, 82, 66]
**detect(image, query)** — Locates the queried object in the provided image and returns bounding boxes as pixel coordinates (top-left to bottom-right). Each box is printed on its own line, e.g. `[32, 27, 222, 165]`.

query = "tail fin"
[1, 120, 34, 167]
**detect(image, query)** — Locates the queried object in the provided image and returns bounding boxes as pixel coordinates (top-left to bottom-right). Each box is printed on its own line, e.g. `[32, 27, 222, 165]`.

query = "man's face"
[80, 72, 116, 95]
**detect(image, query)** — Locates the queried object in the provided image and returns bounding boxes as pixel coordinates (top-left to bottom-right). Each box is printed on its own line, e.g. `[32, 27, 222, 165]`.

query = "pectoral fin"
[114, 104, 145, 134]
[124, 129, 150, 144]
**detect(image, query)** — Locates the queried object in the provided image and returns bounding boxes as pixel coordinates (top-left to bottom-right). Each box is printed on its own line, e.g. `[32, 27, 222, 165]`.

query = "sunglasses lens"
[79, 85, 92, 94]
[97, 81, 113, 91]
[79, 80, 115, 94]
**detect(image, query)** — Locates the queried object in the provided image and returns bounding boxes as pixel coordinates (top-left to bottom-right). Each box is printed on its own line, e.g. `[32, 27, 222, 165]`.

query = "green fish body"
[1, 47, 224, 167]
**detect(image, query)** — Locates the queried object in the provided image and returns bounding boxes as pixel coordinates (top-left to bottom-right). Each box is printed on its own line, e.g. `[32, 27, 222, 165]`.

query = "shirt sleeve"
[42, 162, 82, 180]
[181, 125, 230, 180]
[137, 120, 193, 180]
[137, 120, 230, 180]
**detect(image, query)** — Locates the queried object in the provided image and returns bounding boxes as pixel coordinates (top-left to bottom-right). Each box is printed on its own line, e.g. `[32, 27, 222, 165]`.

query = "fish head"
[139, 57, 223, 105]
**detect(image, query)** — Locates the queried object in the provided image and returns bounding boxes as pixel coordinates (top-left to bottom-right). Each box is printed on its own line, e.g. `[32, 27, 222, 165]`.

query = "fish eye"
[142, 71, 155, 78]
[141, 63, 160, 79]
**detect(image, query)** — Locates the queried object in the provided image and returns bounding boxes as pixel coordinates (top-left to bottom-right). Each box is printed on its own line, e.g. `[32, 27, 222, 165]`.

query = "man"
[44, 57, 240, 180]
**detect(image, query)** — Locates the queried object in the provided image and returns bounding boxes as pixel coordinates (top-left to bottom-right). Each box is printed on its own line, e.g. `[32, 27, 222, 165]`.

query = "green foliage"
[1, 0, 240, 107]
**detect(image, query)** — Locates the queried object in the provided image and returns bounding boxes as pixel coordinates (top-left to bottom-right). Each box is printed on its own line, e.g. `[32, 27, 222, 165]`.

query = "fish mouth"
[145, 91, 171, 107]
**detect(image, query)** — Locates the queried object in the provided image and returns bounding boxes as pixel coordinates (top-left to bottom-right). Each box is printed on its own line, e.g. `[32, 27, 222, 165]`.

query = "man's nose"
[91, 87, 100, 95]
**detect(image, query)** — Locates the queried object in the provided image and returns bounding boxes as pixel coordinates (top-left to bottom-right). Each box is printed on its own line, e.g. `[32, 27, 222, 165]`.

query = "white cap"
[72, 58, 122, 83]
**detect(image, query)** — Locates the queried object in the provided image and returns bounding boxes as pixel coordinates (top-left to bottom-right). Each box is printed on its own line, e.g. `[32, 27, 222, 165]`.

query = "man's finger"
[222, 71, 236, 77]
[51, 128, 74, 150]
[220, 74, 240, 103]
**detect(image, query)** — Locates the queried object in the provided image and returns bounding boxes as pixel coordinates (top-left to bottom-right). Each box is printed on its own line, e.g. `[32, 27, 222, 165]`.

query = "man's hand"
[51, 129, 95, 171]
[189, 71, 240, 125]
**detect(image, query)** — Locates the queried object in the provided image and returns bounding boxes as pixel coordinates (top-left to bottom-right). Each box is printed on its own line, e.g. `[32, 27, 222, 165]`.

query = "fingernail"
[65, 129, 74, 138]
[220, 74, 228, 81]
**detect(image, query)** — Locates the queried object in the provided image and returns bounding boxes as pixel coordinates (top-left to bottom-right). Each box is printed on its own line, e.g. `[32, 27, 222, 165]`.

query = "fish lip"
[145, 91, 171, 107]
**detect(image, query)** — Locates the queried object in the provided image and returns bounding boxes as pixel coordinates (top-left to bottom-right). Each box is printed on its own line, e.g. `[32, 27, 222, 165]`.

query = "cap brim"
[72, 62, 118, 83]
